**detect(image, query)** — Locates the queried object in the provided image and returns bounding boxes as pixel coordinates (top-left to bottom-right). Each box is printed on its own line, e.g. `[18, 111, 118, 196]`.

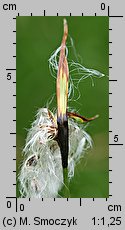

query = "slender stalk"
[63, 168, 70, 197]
[56, 19, 69, 197]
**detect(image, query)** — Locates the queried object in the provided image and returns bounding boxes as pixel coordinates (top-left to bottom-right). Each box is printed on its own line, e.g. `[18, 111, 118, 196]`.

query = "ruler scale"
[0, 0, 125, 229]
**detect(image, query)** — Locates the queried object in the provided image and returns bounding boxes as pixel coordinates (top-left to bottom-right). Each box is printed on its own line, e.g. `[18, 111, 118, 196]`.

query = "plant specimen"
[19, 19, 104, 198]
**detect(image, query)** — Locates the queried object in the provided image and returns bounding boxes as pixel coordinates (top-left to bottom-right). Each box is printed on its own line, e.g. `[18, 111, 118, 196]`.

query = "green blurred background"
[16, 17, 109, 197]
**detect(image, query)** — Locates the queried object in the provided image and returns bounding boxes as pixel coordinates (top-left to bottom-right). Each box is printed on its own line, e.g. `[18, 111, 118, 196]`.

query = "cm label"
[3, 4, 16, 10]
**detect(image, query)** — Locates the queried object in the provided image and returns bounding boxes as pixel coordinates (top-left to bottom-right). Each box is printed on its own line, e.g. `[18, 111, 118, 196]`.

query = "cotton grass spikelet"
[18, 19, 103, 198]
[19, 108, 92, 198]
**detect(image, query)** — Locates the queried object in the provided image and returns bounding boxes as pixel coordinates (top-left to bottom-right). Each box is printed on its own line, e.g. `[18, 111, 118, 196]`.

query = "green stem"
[62, 168, 70, 198]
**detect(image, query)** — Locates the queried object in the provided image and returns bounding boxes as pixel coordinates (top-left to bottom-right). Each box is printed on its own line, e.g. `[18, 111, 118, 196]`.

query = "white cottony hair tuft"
[48, 45, 68, 79]
[19, 108, 92, 198]
[48, 40, 106, 103]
